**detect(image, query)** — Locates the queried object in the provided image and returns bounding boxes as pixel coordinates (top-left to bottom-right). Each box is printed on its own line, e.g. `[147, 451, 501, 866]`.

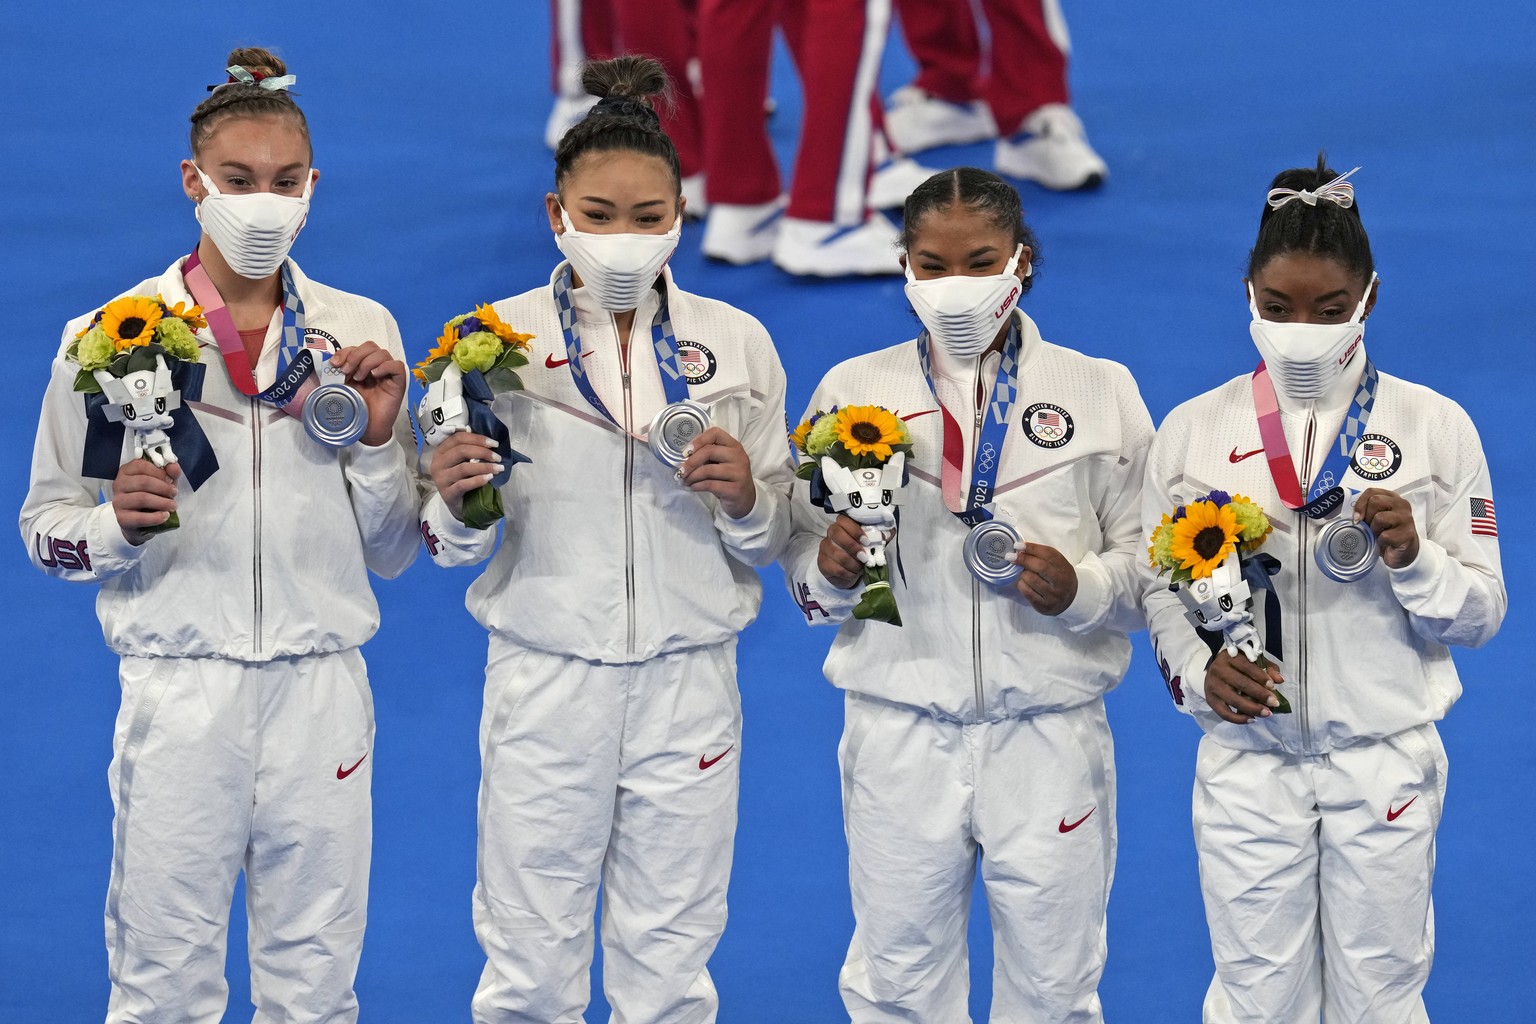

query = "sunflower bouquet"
[790, 405, 914, 626]
[67, 295, 208, 533]
[414, 305, 535, 530]
[1149, 490, 1287, 711]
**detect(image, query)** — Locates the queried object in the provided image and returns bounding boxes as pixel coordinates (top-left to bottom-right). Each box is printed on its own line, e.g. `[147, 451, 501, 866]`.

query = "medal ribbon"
[183, 248, 328, 415]
[916, 323, 1022, 527]
[1251, 358, 1378, 519]
[552, 264, 689, 433]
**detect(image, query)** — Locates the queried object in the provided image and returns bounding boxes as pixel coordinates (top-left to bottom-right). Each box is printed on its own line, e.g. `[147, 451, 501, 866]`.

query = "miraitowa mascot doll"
[817, 452, 908, 574]
[93, 347, 181, 468]
[417, 360, 469, 445]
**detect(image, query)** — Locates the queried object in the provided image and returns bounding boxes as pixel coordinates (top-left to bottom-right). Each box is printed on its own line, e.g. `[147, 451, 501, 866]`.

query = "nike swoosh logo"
[336, 754, 368, 780]
[545, 351, 593, 369]
[1058, 808, 1095, 833]
[901, 410, 939, 421]
[1387, 796, 1418, 821]
[1229, 446, 1265, 463]
[699, 746, 734, 771]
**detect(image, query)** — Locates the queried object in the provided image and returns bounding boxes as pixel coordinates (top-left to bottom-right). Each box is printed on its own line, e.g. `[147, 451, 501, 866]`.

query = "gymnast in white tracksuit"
[1141, 158, 1506, 1023]
[781, 168, 1152, 1023]
[420, 57, 792, 1024]
[19, 48, 418, 1023]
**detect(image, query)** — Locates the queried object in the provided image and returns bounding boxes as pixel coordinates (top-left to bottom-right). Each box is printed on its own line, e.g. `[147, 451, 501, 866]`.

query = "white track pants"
[838, 693, 1116, 1024]
[1194, 726, 1446, 1024]
[105, 651, 374, 1024]
[472, 637, 742, 1024]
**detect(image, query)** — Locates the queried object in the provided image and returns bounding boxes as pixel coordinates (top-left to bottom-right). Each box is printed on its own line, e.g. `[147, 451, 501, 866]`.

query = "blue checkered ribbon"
[553, 264, 688, 430]
[1295, 358, 1379, 517]
[916, 322, 1022, 527]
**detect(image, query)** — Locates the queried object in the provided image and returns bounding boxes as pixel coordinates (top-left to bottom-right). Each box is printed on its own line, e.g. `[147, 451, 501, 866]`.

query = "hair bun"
[225, 45, 288, 82]
[580, 55, 671, 109]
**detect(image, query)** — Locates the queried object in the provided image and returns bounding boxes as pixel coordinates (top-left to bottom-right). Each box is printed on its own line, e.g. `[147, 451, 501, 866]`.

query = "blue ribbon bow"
[81, 362, 219, 489]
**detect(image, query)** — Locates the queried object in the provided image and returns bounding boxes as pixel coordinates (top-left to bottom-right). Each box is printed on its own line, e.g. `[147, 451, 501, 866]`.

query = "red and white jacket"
[21, 258, 420, 661]
[1141, 344, 1506, 754]
[419, 264, 794, 664]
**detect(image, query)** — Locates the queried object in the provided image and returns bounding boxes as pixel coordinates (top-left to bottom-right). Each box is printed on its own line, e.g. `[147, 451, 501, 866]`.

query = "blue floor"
[4, 2, 1533, 1020]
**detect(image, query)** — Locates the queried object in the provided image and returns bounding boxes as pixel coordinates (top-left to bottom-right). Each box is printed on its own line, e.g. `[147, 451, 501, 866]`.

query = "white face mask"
[904, 244, 1029, 360]
[1248, 273, 1375, 402]
[194, 165, 311, 280]
[555, 206, 681, 312]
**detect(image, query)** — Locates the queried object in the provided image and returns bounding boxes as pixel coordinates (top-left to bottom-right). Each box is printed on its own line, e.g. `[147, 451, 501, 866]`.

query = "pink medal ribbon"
[182, 249, 327, 416]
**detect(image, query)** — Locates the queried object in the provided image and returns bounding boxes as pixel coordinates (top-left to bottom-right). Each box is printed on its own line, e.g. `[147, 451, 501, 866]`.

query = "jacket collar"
[160, 254, 328, 322]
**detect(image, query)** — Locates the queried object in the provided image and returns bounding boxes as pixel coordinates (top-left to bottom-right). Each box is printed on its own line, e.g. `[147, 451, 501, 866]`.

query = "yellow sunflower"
[1171, 500, 1241, 579]
[164, 298, 208, 332]
[472, 303, 534, 350]
[835, 405, 903, 460]
[99, 296, 163, 352]
[413, 324, 461, 384]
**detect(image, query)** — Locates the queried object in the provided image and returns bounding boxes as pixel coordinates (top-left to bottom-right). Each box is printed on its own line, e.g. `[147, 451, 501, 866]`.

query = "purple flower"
[1206, 489, 1231, 507]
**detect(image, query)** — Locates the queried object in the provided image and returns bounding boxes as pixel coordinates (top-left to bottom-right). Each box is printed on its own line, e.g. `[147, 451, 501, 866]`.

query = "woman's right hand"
[112, 460, 180, 546]
[429, 431, 502, 522]
[818, 514, 885, 590]
[1204, 651, 1285, 724]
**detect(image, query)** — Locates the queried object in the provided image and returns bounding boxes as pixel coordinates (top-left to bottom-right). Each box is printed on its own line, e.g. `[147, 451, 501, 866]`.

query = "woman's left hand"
[1012, 541, 1078, 615]
[1353, 487, 1419, 568]
[679, 426, 757, 519]
[331, 341, 407, 447]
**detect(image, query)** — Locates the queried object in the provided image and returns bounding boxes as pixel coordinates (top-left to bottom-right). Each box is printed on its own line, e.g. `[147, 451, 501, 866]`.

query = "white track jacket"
[1142, 349, 1506, 754]
[782, 311, 1153, 722]
[420, 265, 793, 664]
[21, 258, 420, 660]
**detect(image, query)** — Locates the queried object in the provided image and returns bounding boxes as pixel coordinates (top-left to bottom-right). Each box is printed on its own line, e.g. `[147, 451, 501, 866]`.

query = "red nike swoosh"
[336, 754, 368, 780]
[1229, 446, 1265, 463]
[1387, 796, 1418, 821]
[1058, 807, 1095, 833]
[699, 746, 733, 771]
[901, 410, 938, 421]
[545, 351, 593, 368]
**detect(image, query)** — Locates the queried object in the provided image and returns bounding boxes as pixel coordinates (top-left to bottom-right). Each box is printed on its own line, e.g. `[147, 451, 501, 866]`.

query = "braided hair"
[900, 167, 1042, 295]
[553, 56, 681, 194]
[189, 47, 310, 158]
[1248, 153, 1373, 284]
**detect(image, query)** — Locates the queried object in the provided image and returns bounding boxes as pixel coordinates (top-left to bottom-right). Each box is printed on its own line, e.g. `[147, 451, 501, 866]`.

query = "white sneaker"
[682, 173, 709, 219]
[884, 85, 997, 153]
[772, 215, 902, 277]
[702, 198, 786, 265]
[545, 94, 598, 150]
[868, 156, 941, 210]
[993, 104, 1107, 191]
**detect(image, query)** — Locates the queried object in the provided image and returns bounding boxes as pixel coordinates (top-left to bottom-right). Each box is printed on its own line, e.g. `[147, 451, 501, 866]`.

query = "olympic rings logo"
[1357, 455, 1391, 471]
[977, 443, 998, 472]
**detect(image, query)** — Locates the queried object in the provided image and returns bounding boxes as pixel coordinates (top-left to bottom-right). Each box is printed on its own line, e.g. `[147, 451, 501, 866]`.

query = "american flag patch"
[1470, 497, 1498, 537]
[1037, 410, 1061, 426]
[1359, 441, 1388, 459]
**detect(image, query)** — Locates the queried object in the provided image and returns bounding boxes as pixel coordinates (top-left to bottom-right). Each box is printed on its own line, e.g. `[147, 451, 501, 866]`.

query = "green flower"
[155, 317, 201, 362]
[805, 408, 840, 456]
[75, 327, 115, 371]
[451, 330, 503, 373]
[1229, 496, 1274, 550]
[1148, 519, 1177, 570]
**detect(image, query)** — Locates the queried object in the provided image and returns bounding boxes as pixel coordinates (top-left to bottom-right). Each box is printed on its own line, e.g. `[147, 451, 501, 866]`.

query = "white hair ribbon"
[222, 65, 297, 91]
[1266, 166, 1361, 211]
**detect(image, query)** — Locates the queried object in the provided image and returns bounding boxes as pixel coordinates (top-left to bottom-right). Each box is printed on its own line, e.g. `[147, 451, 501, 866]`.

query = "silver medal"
[1315, 518, 1377, 583]
[300, 353, 368, 447]
[963, 519, 1023, 585]
[648, 400, 710, 467]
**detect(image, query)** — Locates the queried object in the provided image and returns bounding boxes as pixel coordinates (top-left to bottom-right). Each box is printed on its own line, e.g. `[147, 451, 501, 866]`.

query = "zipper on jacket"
[250, 398, 264, 658]
[1296, 414, 1316, 753]
[971, 398, 985, 714]
[619, 326, 637, 657]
